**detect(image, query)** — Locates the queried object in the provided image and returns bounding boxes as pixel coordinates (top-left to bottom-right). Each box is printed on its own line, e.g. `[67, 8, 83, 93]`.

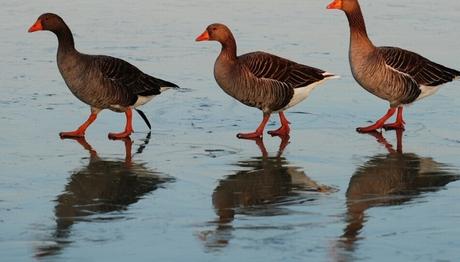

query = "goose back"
[379, 47, 460, 87]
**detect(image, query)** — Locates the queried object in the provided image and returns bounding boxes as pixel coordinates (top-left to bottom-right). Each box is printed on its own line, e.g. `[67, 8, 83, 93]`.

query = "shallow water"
[1, 0, 460, 261]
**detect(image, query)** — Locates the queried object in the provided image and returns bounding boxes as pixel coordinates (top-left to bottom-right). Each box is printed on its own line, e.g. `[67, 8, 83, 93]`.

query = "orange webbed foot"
[267, 125, 290, 137]
[59, 130, 85, 138]
[108, 130, 132, 140]
[236, 131, 263, 139]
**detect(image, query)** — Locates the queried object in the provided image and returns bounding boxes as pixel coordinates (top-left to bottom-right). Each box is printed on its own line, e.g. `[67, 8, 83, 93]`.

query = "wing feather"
[92, 55, 177, 99]
[379, 47, 460, 87]
[239, 51, 327, 88]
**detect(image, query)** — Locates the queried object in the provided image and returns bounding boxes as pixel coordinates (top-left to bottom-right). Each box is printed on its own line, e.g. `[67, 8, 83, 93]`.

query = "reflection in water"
[36, 134, 173, 258]
[335, 130, 459, 261]
[200, 136, 334, 249]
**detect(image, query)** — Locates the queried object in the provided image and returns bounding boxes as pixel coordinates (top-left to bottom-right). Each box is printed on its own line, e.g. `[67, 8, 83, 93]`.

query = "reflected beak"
[327, 0, 342, 9]
[28, 19, 43, 32]
[195, 30, 210, 41]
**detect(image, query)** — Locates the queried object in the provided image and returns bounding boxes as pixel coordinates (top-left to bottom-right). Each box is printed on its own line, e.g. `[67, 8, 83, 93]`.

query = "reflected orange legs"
[237, 114, 270, 139]
[268, 112, 291, 137]
[253, 137, 269, 157]
[250, 135, 290, 158]
[356, 108, 397, 133]
[122, 137, 134, 167]
[383, 107, 405, 130]
[367, 129, 404, 154]
[108, 108, 134, 140]
[59, 113, 97, 138]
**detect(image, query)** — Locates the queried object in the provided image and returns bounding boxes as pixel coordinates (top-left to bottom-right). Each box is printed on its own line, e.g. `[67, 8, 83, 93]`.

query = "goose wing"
[379, 47, 460, 87]
[93, 55, 177, 98]
[239, 51, 327, 88]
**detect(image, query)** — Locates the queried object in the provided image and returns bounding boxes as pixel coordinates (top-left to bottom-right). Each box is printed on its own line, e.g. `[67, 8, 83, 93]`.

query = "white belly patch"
[280, 79, 328, 111]
[416, 85, 441, 101]
[133, 95, 155, 107]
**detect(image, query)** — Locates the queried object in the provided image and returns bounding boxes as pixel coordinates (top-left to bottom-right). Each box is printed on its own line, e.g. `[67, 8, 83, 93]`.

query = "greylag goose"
[28, 13, 178, 139]
[195, 23, 337, 139]
[327, 0, 460, 132]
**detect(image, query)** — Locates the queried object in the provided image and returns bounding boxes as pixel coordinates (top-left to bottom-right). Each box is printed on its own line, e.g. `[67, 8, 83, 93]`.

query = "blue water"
[1, 0, 460, 261]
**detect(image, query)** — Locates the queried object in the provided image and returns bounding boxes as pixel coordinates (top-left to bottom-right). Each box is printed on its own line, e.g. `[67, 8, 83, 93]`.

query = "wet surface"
[35, 135, 174, 257]
[1, 0, 460, 261]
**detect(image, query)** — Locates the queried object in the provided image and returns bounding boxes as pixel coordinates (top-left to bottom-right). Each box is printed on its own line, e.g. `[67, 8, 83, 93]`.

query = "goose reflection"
[336, 130, 459, 260]
[36, 134, 173, 257]
[200, 136, 334, 249]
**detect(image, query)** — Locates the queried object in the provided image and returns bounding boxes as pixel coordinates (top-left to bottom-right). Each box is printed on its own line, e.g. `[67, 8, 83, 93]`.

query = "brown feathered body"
[209, 24, 336, 114]
[46, 13, 178, 113]
[343, 1, 459, 107]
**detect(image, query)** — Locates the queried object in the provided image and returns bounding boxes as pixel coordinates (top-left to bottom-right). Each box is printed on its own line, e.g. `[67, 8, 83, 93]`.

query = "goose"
[327, 0, 460, 132]
[28, 13, 178, 139]
[196, 23, 337, 139]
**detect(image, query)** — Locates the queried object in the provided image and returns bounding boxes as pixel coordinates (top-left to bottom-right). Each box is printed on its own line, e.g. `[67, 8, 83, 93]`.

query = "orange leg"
[366, 129, 404, 154]
[383, 107, 406, 130]
[59, 113, 97, 138]
[237, 113, 270, 139]
[120, 137, 134, 168]
[276, 135, 291, 157]
[366, 131, 397, 154]
[108, 108, 134, 140]
[268, 112, 291, 137]
[356, 108, 397, 133]
[253, 137, 268, 158]
[395, 129, 403, 153]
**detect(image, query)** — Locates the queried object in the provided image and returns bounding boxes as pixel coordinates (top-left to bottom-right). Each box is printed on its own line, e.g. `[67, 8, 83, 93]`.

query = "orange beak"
[195, 30, 210, 41]
[28, 19, 43, 32]
[327, 0, 342, 9]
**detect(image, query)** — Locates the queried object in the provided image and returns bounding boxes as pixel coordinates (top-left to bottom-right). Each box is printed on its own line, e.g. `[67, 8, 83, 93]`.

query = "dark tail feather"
[156, 77, 179, 89]
[135, 109, 151, 130]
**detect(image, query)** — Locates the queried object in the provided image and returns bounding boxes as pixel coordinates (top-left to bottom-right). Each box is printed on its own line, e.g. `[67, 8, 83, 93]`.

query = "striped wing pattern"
[379, 47, 460, 87]
[93, 55, 177, 98]
[239, 51, 326, 88]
